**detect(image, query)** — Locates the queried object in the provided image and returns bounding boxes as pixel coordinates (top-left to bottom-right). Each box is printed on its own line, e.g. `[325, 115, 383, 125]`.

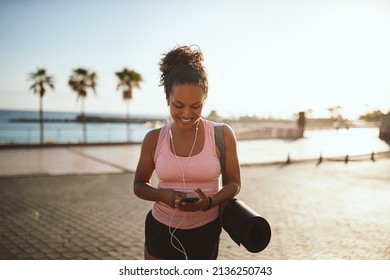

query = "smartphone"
[181, 197, 199, 203]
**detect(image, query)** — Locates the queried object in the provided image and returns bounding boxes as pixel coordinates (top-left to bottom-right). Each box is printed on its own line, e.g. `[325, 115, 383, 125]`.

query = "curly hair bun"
[159, 45, 208, 102]
[160, 45, 204, 73]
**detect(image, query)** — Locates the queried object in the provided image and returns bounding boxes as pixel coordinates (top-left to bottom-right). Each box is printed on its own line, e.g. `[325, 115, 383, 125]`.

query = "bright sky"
[1, 0, 389, 120]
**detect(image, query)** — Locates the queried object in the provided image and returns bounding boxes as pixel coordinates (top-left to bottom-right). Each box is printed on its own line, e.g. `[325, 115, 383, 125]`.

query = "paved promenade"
[0, 145, 390, 259]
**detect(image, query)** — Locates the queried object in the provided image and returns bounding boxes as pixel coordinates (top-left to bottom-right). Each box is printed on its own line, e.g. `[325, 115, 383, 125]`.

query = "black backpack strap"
[214, 123, 226, 186]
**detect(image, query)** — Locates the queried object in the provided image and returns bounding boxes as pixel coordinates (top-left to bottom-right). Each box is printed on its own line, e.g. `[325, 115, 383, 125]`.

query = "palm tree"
[327, 105, 343, 120]
[115, 68, 143, 141]
[68, 68, 97, 143]
[28, 68, 55, 144]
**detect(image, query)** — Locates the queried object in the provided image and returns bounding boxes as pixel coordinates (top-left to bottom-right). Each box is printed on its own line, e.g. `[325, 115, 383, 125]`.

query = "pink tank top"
[152, 119, 221, 229]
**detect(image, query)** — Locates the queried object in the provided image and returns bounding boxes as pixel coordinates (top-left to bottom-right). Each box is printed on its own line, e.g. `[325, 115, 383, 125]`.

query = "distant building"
[379, 113, 390, 140]
[207, 110, 223, 122]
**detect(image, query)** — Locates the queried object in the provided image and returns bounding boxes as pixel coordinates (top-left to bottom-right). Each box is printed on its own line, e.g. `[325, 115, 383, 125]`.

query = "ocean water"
[0, 110, 162, 144]
[238, 128, 389, 164]
[1, 110, 389, 163]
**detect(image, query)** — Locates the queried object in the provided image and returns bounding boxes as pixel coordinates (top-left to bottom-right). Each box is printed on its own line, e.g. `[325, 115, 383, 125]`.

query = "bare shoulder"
[221, 123, 237, 142]
[142, 127, 161, 149]
[144, 127, 161, 142]
[136, 127, 162, 166]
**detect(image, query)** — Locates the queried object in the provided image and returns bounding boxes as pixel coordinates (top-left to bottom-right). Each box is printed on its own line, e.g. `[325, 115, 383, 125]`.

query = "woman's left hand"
[174, 188, 210, 212]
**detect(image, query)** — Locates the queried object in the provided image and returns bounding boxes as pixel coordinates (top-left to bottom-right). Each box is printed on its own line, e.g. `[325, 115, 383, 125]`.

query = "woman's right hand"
[159, 189, 185, 208]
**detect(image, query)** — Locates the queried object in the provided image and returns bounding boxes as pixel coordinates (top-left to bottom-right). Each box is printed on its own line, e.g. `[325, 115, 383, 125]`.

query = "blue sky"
[1, 0, 389, 119]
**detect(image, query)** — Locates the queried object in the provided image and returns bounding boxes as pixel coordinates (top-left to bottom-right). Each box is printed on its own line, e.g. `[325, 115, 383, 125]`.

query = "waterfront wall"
[235, 126, 302, 140]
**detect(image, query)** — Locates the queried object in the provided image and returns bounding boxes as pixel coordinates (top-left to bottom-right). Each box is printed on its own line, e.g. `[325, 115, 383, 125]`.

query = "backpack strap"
[214, 123, 226, 186]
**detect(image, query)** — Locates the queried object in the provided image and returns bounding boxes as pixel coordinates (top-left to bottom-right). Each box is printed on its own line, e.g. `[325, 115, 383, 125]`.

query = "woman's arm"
[210, 124, 241, 207]
[133, 129, 182, 208]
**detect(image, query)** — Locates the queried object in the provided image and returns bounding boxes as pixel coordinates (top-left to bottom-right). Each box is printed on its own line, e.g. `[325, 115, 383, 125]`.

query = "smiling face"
[169, 84, 205, 130]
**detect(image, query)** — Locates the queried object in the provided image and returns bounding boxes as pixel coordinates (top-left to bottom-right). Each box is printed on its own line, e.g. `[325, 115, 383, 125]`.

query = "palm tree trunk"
[39, 97, 44, 144]
[81, 98, 87, 143]
[126, 101, 130, 142]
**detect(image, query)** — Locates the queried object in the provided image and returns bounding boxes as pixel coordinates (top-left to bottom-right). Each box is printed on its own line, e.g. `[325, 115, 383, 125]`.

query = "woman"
[133, 45, 241, 260]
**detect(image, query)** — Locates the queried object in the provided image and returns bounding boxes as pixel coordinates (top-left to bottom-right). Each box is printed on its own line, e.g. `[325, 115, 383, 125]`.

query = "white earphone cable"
[168, 120, 200, 260]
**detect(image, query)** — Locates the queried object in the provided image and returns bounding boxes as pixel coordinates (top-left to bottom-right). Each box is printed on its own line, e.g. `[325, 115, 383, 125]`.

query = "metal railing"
[0, 125, 151, 145]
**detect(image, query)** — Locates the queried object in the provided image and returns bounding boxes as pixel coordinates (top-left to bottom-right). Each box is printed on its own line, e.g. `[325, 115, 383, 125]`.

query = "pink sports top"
[152, 119, 221, 229]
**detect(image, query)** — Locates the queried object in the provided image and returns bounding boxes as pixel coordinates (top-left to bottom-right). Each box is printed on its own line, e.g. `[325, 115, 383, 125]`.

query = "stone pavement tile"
[69, 144, 141, 172]
[0, 147, 124, 176]
[45, 251, 63, 259]
[1, 160, 390, 260]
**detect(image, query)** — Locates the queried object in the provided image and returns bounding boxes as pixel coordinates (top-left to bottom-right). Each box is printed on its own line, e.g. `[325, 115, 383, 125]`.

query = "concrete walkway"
[0, 144, 141, 176]
[0, 145, 390, 259]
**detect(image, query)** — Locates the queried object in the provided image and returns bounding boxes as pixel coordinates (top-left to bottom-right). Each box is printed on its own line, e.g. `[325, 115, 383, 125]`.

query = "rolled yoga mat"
[219, 198, 271, 253]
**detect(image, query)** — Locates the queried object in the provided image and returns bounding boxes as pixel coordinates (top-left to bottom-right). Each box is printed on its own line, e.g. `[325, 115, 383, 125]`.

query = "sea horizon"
[0, 108, 167, 122]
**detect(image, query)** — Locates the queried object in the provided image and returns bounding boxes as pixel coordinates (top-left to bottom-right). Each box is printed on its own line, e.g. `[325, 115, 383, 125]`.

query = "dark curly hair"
[159, 45, 208, 103]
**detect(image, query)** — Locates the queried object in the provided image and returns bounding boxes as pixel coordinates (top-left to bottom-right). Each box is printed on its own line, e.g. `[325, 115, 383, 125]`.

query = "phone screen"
[181, 197, 199, 203]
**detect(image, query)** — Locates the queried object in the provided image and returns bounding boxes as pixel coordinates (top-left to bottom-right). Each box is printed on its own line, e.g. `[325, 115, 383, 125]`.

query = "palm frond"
[115, 68, 143, 101]
[68, 68, 97, 100]
[28, 68, 55, 97]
